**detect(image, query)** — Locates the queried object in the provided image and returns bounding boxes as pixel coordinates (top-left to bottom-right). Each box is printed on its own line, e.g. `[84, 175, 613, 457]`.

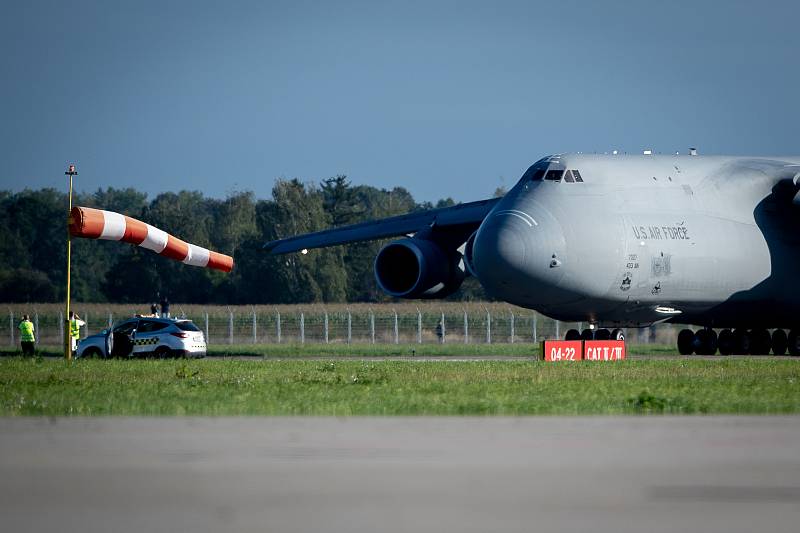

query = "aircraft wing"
[263, 198, 500, 254]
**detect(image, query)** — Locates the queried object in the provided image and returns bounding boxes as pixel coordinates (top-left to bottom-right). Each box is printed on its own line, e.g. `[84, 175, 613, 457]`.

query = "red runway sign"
[542, 340, 583, 361]
[540, 340, 626, 361]
[584, 340, 626, 361]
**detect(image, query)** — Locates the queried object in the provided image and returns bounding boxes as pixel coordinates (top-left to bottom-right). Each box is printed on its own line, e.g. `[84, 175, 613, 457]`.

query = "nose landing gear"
[564, 328, 624, 341]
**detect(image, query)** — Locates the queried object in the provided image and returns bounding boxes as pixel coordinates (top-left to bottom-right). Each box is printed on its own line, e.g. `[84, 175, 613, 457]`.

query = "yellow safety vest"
[70, 319, 81, 339]
[19, 320, 35, 342]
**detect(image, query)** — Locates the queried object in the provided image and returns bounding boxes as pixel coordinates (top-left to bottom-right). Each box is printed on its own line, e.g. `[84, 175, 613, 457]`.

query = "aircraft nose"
[473, 217, 529, 283]
[472, 206, 565, 305]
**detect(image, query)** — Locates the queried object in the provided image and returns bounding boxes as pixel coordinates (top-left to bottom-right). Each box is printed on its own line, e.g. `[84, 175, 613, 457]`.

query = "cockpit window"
[530, 169, 545, 181]
[544, 169, 564, 182]
[519, 159, 584, 185]
[521, 165, 546, 181]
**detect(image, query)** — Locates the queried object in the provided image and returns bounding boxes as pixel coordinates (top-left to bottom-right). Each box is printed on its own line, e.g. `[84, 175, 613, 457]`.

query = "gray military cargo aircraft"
[264, 153, 800, 356]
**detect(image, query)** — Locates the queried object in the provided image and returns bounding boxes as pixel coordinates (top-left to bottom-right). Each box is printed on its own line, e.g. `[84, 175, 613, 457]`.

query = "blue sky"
[1, 0, 798, 203]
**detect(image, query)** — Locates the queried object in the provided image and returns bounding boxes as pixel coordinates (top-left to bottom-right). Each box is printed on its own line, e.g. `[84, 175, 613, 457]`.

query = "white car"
[77, 316, 206, 358]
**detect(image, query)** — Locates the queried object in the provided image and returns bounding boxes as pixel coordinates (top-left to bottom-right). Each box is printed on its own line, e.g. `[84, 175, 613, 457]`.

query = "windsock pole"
[64, 164, 77, 361]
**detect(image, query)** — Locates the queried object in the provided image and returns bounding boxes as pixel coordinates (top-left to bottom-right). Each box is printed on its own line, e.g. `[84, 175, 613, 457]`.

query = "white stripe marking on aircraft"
[493, 210, 538, 227]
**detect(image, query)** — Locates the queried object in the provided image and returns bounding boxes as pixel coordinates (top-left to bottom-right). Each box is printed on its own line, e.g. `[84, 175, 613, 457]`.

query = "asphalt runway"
[2, 417, 800, 533]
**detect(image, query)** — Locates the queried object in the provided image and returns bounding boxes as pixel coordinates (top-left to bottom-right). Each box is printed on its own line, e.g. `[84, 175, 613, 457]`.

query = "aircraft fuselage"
[472, 154, 800, 329]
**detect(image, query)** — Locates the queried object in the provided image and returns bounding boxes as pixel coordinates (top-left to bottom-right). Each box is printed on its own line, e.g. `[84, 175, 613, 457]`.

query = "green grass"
[1, 357, 799, 415]
[0, 343, 678, 358]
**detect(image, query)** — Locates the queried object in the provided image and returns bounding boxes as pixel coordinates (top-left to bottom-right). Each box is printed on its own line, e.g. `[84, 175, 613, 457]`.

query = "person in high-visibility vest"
[68, 311, 86, 355]
[18, 314, 35, 356]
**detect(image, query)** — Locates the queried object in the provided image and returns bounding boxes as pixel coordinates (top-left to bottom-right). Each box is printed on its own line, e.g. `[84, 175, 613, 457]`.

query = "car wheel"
[82, 347, 103, 359]
[154, 346, 172, 359]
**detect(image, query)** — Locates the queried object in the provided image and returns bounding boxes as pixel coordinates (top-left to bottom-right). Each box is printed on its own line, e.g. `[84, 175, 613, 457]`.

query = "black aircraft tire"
[718, 329, 734, 356]
[696, 329, 718, 356]
[677, 329, 695, 355]
[733, 329, 751, 355]
[789, 330, 800, 357]
[772, 330, 788, 356]
[580, 329, 594, 341]
[750, 329, 771, 355]
[611, 328, 625, 341]
[565, 329, 581, 341]
[595, 329, 611, 341]
[694, 329, 708, 355]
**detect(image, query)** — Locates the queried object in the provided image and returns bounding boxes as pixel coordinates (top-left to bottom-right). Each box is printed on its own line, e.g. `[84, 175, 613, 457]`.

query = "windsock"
[68, 206, 234, 273]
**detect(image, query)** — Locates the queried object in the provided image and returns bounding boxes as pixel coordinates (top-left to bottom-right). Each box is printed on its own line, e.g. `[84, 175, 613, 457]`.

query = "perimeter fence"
[4, 303, 679, 347]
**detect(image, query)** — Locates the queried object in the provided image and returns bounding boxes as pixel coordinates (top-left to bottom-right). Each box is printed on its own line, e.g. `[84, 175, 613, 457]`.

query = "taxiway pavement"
[1, 416, 799, 533]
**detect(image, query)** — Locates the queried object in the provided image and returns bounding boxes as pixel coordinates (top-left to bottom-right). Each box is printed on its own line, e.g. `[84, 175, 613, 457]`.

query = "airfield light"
[301, 249, 308, 255]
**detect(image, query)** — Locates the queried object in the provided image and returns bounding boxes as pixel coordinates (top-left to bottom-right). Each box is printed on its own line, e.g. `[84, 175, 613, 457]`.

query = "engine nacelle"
[374, 238, 465, 299]
[463, 231, 478, 277]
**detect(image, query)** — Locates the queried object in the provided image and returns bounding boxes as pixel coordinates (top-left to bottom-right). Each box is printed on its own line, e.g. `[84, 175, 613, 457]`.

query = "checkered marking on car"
[134, 338, 159, 346]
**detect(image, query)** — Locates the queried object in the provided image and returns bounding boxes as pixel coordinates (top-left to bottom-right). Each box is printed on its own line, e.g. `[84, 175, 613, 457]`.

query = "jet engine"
[374, 238, 465, 298]
[463, 231, 478, 277]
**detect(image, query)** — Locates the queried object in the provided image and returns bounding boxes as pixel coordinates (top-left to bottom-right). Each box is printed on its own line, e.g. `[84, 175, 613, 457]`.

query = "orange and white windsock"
[68, 206, 234, 273]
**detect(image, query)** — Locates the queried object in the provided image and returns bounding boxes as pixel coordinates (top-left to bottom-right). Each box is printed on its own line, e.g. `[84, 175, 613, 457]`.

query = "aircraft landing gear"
[749, 329, 771, 355]
[733, 329, 751, 355]
[677, 328, 795, 356]
[789, 330, 800, 356]
[718, 329, 734, 355]
[677, 329, 694, 355]
[695, 329, 718, 355]
[772, 330, 788, 355]
[677, 328, 717, 355]
[570, 328, 619, 341]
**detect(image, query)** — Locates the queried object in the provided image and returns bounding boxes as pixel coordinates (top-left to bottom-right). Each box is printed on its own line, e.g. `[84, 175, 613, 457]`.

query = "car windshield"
[176, 321, 201, 332]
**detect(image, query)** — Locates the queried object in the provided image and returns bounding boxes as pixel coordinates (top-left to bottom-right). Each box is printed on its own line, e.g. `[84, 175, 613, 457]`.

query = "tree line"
[0, 177, 497, 303]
